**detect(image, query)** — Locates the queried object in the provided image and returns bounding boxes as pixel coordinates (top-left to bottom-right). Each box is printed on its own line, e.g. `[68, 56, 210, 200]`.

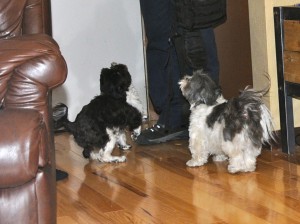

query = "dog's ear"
[100, 68, 111, 93]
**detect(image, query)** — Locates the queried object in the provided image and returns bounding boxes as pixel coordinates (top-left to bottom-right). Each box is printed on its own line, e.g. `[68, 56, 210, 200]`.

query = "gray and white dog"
[179, 70, 276, 173]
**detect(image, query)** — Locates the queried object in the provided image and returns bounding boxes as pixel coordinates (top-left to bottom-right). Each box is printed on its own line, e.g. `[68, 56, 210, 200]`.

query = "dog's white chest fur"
[189, 104, 224, 154]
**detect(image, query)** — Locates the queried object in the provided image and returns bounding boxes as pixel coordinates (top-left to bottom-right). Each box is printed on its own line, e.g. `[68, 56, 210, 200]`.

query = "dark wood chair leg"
[274, 7, 297, 154]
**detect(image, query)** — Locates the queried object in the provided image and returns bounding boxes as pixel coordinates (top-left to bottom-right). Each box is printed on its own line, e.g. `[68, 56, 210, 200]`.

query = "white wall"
[51, 0, 147, 121]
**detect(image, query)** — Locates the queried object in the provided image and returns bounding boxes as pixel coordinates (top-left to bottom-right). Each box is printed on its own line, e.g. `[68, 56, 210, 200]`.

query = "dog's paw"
[227, 165, 256, 173]
[116, 155, 126, 163]
[109, 155, 127, 163]
[131, 126, 141, 141]
[227, 165, 240, 174]
[100, 155, 127, 163]
[131, 133, 138, 141]
[186, 159, 205, 167]
[118, 144, 132, 151]
[131, 131, 140, 141]
[228, 163, 256, 173]
[90, 151, 99, 160]
[212, 154, 228, 162]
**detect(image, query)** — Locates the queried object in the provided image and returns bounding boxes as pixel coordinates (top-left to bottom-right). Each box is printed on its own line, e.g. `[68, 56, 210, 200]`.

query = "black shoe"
[53, 103, 68, 134]
[135, 124, 189, 145]
[56, 169, 68, 181]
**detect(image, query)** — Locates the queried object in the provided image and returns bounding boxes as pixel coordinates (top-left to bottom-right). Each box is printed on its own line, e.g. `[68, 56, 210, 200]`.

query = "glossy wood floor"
[55, 131, 300, 224]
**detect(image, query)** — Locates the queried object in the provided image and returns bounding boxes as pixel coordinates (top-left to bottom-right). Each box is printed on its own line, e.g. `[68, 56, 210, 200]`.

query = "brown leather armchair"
[0, 0, 67, 223]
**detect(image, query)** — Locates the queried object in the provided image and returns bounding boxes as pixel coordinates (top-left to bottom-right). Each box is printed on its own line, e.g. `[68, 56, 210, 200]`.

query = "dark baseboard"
[272, 127, 300, 150]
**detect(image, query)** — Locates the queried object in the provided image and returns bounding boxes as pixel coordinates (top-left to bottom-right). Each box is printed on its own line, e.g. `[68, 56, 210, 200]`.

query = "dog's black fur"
[205, 90, 266, 148]
[54, 63, 142, 160]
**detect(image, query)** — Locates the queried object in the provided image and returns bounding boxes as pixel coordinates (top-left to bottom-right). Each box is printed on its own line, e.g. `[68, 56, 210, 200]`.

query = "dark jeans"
[140, 0, 219, 130]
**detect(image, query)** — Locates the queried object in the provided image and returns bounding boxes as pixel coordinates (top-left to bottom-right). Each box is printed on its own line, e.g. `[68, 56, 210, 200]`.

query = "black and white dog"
[54, 63, 142, 163]
[179, 70, 276, 173]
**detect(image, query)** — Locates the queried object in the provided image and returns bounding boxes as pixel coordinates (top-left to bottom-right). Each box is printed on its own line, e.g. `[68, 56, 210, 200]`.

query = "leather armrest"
[0, 109, 48, 188]
[0, 34, 67, 120]
[0, 34, 67, 90]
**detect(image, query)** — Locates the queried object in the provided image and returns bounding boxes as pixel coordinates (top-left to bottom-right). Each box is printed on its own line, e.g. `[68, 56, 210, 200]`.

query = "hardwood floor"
[55, 131, 300, 224]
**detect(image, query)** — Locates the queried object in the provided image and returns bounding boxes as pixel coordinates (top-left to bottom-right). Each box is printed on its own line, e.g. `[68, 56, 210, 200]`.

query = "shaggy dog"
[179, 70, 276, 173]
[54, 63, 142, 163]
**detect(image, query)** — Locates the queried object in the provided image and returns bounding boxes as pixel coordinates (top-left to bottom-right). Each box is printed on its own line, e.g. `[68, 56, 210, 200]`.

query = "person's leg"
[140, 0, 172, 116]
[155, 46, 187, 130]
[138, 0, 189, 144]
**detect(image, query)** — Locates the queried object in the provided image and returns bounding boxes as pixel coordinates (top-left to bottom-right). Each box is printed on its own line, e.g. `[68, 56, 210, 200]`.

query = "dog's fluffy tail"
[53, 103, 76, 133]
[237, 87, 276, 145]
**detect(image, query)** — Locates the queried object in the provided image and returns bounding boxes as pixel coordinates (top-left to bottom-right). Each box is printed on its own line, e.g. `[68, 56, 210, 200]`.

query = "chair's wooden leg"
[278, 85, 296, 154]
[274, 7, 296, 155]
